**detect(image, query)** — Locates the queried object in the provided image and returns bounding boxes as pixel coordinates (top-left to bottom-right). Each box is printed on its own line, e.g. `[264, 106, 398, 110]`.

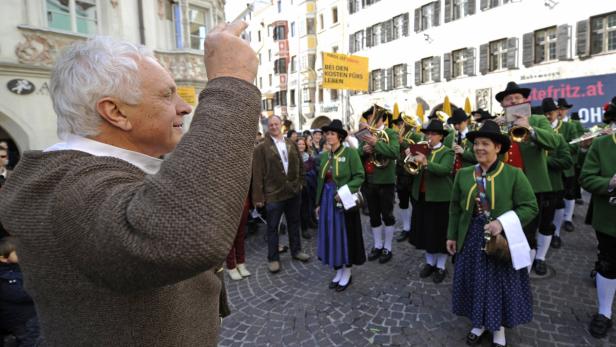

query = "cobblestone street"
[220, 197, 615, 346]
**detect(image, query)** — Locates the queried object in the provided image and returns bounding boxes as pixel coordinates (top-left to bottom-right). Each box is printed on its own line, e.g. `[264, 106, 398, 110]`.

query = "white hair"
[50, 36, 154, 139]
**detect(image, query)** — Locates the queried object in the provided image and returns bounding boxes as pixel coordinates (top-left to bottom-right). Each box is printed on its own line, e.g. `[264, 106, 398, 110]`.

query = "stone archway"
[310, 116, 331, 130]
[0, 110, 30, 154]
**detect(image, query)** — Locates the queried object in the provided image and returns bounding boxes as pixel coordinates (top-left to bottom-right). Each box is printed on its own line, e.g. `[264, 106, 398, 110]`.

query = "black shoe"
[563, 221, 575, 232]
[589, 313, 612, 338]
[419, 264, 436, 278]
[379, 249, 393, 263]
[551, 235, 562, 249]
[466, 331, 485, 345]
[492, 343, 506, 347]
[301, 230, 311, 239]
[329, 281, 338, 289]
[336, 276, 352, 292]
[433, 268, 447, 283]
[396, 231, 410, 242]
[533, 259, 548, 276]
[367, 248, 382, 261]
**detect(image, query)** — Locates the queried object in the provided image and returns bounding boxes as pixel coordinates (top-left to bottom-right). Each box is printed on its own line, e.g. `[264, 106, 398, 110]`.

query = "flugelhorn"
[494, 111, 530, 143]
[569, 125, 615, 144]
[403, 141, 429, 175]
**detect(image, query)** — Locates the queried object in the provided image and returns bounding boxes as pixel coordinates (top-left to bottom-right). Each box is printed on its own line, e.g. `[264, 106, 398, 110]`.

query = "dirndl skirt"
[451, 215, 533, 331]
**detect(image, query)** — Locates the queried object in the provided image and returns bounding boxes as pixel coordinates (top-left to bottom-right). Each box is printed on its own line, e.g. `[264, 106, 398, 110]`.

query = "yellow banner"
[177, 86, 197, 106]
[322, 52, 369, 91]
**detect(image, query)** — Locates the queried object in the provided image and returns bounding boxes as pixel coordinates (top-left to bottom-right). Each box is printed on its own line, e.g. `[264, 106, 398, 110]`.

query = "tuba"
[366, 106, 391, 168]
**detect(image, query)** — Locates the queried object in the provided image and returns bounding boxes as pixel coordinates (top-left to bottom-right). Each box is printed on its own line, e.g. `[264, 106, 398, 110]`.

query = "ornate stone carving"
[155, 52, 206, 82]
[15, 31, 82, 67]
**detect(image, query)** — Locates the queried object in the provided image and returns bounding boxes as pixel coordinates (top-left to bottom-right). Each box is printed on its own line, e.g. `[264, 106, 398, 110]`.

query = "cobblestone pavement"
[220, 197, 615, 346]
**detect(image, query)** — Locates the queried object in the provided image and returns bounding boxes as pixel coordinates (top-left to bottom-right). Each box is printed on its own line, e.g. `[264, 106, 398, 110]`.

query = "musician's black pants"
[366, 183, 396, 227]
[563, 175, 577, 200]
[396, 175, 413, 210]
[523, 192, 556, 249]
[595, 231, 616, 279]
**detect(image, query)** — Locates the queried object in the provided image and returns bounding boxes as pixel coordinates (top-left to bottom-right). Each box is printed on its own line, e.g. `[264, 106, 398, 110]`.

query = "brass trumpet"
[494, 111, 530, 143]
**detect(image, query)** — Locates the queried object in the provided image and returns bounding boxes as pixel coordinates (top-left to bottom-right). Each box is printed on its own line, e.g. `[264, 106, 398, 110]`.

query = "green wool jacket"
[569, 119, 586, 137]
[447, 162, 539, 251]
[358, 127, 400, 184]
[554, 120, 578, 177]
[444, 131, 477, 168]
[410, 144, 454, 202]
[316, 145, 365, 206]
[500, 114, 559, 194]
[547, 134, 574, 192]
[580, 133, 616, 236]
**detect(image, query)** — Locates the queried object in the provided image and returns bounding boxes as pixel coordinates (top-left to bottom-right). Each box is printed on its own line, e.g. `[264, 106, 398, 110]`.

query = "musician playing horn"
[580, 96, 616, 339]
[447, 120, 538, 347]
[407, 119, 454, 284]
[357, 105, 399, 264]
[494, 81, 559, 275]
[444, 108, 477, 173]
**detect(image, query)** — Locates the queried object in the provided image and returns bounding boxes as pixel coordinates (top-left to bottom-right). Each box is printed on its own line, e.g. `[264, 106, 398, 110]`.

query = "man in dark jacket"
[252, 115, 311, 273]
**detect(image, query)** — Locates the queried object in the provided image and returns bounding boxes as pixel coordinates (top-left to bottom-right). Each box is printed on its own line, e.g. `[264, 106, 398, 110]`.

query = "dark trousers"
[523, 192, 556, 248]
[366, 183, 396, 227]
[266, 193, 302, 261]
[396, 175, 413, 210]
[226, 201, 249, 269]
[595, 230, 616, 279]
[562, 175, 577, 200]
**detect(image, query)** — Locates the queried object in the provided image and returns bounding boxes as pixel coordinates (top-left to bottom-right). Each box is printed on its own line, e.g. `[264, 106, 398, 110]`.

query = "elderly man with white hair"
[0, 20, 259, 346]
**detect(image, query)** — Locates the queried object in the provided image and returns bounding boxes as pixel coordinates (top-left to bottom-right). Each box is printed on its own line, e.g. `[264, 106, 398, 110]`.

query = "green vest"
[358, 127, 400, 184]
[580, 133, 616, 236]
[316, 146, 365, 206]
[447, 162, 539, 251]
[554, 120, 578, 177]
[410, 144, 454, 202]
[547, 133, 574, 192]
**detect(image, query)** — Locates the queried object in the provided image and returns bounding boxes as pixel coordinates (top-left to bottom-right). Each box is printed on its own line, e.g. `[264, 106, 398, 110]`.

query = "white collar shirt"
[44, 134, 163, 175]
[272, 136, 289, 175]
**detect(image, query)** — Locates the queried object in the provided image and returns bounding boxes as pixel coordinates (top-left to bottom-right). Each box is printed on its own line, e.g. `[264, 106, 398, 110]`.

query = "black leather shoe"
[465, 331, 484, 345]
[301, 230, 311, 239]
[367, 248, 382, 261]
[379, 249, 393, 263]
[433, 268, 447, 283]
[329, 281, 338, 289]
[550, 235, 562, 249]
[396, 231, 410, 242]
[492, 343, 506, 347]
[419, 264, 436, 278]
[533, 260, 547, 276]
[336, 276, 352, 292]
[563, 221, 575, 232]
[589, 313, 612, 338]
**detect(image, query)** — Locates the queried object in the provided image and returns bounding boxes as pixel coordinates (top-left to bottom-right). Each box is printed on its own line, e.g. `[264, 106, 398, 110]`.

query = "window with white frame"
[421, 58, 433, 83]
[353, 30, 364, 52]
[371, 69, 382, 91]
[452, 0, 468, 20]
[534, 27, 557, 63]
[306, 17, 316, 35]
[489, 39, 508, 71]
[452, 49, 467, 77]
[189, 5, 211, 50]
[421, 3, 434, 31]
[47, 0, 97, 35]
[332, 7, 338, 24]
[590, 12, 616, 55]
[371, 23, 381, 46]
[290, 56, 297, 73]
[393, 64, 405, 88]
[392, 14, 405, 40]
[331, 89, 339, 101]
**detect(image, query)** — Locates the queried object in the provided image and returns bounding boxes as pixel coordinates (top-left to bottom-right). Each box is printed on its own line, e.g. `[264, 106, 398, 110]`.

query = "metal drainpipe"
[137, 0, 146, 44]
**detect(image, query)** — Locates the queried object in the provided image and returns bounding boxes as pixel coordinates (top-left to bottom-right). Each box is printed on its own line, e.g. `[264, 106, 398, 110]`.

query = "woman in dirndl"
[447, 120, 539, 347]
[316, 120, 366, 292]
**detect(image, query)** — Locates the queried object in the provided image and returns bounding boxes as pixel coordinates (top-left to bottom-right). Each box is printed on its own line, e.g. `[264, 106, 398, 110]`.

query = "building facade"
[348, 0, 616, 126]
[0, 0, 225, 161]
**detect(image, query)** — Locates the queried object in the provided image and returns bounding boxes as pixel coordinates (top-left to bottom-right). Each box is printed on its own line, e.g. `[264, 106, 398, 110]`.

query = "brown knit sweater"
[0, 77, 261, 346]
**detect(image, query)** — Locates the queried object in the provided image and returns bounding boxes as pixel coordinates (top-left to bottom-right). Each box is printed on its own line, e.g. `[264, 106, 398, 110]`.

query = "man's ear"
[96, 97, 133, 131]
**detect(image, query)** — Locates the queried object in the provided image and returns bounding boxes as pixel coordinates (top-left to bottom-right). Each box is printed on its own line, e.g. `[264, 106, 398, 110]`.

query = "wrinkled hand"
[453, 144, 464, 155]
[404, 147, 412, 157]
[484, 220, 504, 236]
[363, 144, 374, 154]
[446, 240, 457, 255]
[204, 19, 257, 83]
